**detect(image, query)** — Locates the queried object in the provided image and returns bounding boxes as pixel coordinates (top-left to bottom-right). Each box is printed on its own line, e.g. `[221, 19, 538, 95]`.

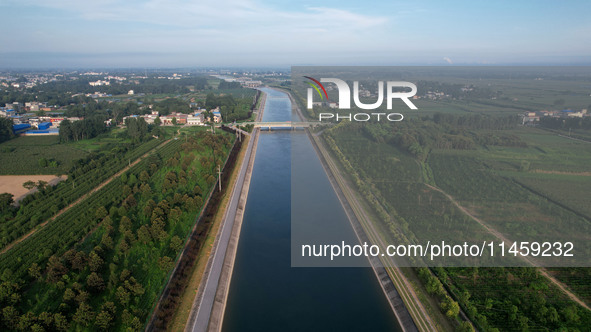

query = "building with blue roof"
[12, 123, 31, 134]
[0, 109, 15, 117]
[38, 122, 52, 130]
[211, 110, 222, 123]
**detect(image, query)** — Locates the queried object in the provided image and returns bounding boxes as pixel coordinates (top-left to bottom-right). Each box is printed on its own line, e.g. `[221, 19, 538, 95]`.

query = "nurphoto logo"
[305, 76, 418, 122]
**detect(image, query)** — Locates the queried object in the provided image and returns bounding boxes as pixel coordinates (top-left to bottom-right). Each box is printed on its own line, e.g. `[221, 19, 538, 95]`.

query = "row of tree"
[540, 116, 591, 130]
[356, 114, 523, 161]
[59, 117, 108, 142]
[125, 118, 150, 143]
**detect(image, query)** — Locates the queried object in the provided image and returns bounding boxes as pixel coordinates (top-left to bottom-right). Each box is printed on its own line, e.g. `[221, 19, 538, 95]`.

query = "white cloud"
[10, 0, 386, 32]
[443, 56, 453, 64]
[2, 0, 389, 62]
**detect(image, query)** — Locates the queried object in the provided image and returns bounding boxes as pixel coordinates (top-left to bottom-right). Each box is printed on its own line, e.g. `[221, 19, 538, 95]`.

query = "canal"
[222, 88, 402, 331]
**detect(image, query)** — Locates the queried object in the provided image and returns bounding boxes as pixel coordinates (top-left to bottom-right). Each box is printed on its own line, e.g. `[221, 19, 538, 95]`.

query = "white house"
[187, 112, 204, 125]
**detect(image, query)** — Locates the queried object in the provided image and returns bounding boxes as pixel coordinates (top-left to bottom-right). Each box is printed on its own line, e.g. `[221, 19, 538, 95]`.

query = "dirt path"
[424, 183, 591, 311]
[0, 139, 171, 255]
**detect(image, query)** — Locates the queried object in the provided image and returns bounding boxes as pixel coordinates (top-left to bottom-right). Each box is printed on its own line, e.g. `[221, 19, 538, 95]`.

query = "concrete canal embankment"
[186, 90, 266, 332]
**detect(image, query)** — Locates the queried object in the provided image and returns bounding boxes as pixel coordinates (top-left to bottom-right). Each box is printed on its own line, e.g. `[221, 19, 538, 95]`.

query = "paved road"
[189, 89, 266, 332]
[189, 129, 258, 332]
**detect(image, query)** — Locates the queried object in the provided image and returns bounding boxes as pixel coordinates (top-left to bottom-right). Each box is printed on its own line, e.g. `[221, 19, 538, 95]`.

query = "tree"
[86, 272, 105, 292]
[139, 170, 150, 183]
[115, 286, 130, 306]
[0, 117, 15, 143]
[154, 117, 161, 126]
[23, 180, 36, 190]
[88, 252, 104, 272]
[140, 183, 152, 197]
[58, 119, 72, 143]
[2, 306, 19, 330]
[194, 196, 203, 208]
[63, 288, 76, 302]
[36, 180, 48, 191]
[122, 309, 142, 331]
[137, 225, 152, 244]
[28, 263, 42, 280]
[547, 307, 559, 323]
[30, 323, 44, 332]
[0, 281, 20, 305]
[158, 256, 173, 271]
[125, 277, 145, 296]
[75, 290, 89, 304]
[71, 251, 87, 271]
[59, 117, 107, 142]
[152, 126, 162, 138]
[119, 216, 132, 234]
[172, 117, 177, 125]
[17, 311, 36, 331]
[125, 117, 148, 143]
[95, 206, 108, 220]
[170, 236, 184, 252]
[456, 321, 475, 332]
[38, 311, 52, 327]
[73, 302, 94, 327]
[53, 312, 68, 331]
[62, 249, 77, 265]
[95, 310, 113, 330]
[46, 256, 68, 283]
[561, 305, 580, 323]
[440, 295, 460, 319]
[38, 158, 48, 168]
[0, 193, 14, 212]
[426, 276, 445, 296]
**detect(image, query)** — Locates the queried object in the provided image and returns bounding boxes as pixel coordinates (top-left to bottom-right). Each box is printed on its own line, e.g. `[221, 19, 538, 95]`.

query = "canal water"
[222, 88, 402, 331]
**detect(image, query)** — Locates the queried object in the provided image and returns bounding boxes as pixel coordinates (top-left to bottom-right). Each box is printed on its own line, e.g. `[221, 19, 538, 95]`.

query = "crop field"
[502, 172, 591, 217]
[429, 151, 589, 253]
[0, 136, 88, 175]
[321, 97, 591, 330]
[0, 138, 163, 250]
[69, 129, 131, 152]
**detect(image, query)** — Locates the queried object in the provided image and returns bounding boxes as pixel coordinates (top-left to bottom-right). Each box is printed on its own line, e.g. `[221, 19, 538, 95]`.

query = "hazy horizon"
[1, 0, 590, 68]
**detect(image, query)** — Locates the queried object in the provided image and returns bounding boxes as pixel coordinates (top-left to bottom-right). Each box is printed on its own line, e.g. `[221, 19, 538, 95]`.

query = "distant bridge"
[237, 121, 323, 130]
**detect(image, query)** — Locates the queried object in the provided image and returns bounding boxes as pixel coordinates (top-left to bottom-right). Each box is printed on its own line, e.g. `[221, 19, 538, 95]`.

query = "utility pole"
[217, 165, 222, 191]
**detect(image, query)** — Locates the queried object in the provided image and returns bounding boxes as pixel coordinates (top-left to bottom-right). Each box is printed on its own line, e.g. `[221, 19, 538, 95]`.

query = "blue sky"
[0, 0, 590, 68]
